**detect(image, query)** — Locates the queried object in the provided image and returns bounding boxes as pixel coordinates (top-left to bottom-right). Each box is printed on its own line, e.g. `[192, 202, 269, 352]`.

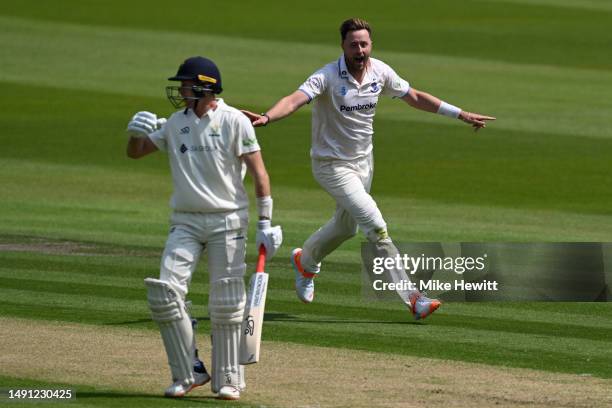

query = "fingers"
[156, 118, 167, 130]
[240, 109, 260, 121]
[240, 109, 255, 117]
[241, 109, 270, 127]
[461, 111, 495, 132]
[127, 111, 159, 137]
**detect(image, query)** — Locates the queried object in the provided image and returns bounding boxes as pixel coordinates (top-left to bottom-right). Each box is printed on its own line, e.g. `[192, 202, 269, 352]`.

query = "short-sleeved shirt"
[148, 99, 260, 213]
[298, 56, 410, 160]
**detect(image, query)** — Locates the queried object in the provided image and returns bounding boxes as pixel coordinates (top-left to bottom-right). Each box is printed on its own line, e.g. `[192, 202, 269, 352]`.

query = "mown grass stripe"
[1, 276, 609, 344]
[266, 326, 611, 378]
[1, 0, 611, 70]
[1, 15, 611, 140]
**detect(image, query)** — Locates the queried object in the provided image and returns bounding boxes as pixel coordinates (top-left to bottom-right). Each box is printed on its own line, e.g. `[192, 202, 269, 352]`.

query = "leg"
[301, 156, 383, 270]
[300, 204, 358, 272]
[316, 156, 439, 317]
[293, 204, 359, 303]
[185, 300, 211, 384]
[146, 223, 207, 397]
[336, 184, 440, 318]
[206, 213, 247, 399]
[159, 225, 203, 298]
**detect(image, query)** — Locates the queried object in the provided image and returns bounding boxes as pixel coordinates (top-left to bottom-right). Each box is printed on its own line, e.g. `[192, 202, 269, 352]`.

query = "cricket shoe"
[291, 248, 316, 303]
[164, 360, 211, 398]
[217, 385, 241, 400]
[409, 292, 441, 321]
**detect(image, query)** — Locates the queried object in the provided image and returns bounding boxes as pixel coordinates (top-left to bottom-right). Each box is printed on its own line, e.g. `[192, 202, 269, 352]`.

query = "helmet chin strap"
[183, 96, 201, 115]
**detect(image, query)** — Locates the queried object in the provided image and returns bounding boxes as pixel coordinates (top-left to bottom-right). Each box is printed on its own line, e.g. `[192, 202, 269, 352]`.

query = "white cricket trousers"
[301, 153, 414, 305]
[159, 209, 248, 297]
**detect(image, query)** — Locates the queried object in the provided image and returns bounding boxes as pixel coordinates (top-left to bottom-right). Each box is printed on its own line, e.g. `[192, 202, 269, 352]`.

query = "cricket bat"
[239, 245, 268, 365]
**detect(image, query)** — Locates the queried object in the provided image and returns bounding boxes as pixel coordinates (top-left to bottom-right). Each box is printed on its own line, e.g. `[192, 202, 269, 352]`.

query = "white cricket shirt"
[148, 99, 260, 212]
[299, 56, 410, 160]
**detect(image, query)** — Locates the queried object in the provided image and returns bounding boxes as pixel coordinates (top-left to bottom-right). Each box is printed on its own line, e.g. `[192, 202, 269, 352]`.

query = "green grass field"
[1, 1, 611, 407]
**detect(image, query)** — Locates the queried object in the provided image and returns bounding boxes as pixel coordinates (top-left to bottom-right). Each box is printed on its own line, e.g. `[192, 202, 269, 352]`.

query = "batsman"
[242, 18, 495, 319]
[125, 56, 282, 400]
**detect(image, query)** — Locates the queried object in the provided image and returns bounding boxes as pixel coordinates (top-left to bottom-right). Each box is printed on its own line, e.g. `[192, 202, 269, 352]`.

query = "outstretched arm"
[402, 88, 495, 131]
[241, 90, 310, 127]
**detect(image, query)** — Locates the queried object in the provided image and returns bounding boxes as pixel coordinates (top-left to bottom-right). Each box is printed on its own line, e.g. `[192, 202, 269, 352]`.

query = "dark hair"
[340, 18, 371, 41]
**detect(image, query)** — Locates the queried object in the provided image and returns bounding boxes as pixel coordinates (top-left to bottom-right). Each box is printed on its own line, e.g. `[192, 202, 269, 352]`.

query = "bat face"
[239, 272, 269, 365]
[250, 273, 268, 307]
[244, 315, 255, 336]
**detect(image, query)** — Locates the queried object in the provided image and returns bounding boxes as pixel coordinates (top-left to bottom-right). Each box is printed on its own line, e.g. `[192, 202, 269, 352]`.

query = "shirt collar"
[338, 56, 349, 79]
[187, 98, 223, 120]
[206, 98, 223, 120]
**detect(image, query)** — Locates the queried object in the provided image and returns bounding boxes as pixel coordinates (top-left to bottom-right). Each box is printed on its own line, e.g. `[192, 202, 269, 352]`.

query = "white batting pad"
[208, 278, 246, 392]
[184, 300, 199, 364]
[145, 278, 194, 385]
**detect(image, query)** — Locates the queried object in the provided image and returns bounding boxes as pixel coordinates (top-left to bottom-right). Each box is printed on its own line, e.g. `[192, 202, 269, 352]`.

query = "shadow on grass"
[231, 312, 418, 325]
[107, 312, 418, 328]
[76, 390, 226, 405]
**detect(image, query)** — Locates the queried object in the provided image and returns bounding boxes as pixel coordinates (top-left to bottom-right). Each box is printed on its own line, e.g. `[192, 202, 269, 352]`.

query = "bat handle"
[256, 245, 266, 273]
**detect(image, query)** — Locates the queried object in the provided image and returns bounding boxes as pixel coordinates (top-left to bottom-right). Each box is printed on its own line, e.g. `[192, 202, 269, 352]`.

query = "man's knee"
[365, 226, 391, 243]
[159, 247, 197, 297]
[208, 277, 246, 324]
[144, 278, 194, 384]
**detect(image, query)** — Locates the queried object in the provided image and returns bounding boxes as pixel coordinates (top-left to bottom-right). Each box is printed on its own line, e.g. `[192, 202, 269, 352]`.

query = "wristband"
[256, 196, 273, 220]
[261, 113, 270, 126]
[437, 101, 461, 119]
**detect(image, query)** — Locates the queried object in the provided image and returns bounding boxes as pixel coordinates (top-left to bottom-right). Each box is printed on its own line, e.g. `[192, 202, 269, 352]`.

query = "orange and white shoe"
[164, 361, 211, 398]
[409, 292, 441, 321]
[291, 248, 316, 303]
[217, 385, 240, 400]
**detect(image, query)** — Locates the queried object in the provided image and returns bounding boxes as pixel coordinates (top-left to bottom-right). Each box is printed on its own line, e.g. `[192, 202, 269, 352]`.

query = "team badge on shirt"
[208, 122, 221, 137]
[370, 82, 379, 92]
[338, 85, 348, 96]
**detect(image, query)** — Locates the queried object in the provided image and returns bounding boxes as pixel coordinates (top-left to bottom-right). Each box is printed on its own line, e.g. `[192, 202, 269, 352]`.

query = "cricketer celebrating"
[242, 18, 495, 320]
[125, 56, 282, 400]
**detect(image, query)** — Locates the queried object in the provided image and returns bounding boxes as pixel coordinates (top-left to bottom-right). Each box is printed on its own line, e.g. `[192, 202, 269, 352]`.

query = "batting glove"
[256, 220, 283, 260]
[127, 111, 165, 138]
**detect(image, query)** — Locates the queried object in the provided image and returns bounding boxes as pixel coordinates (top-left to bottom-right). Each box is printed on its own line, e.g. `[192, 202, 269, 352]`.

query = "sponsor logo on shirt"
[179, 143, 218, 153]
[180, 126, 190, 134]
[242, 137, 257, 147]
[339, 102, 377, 112]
